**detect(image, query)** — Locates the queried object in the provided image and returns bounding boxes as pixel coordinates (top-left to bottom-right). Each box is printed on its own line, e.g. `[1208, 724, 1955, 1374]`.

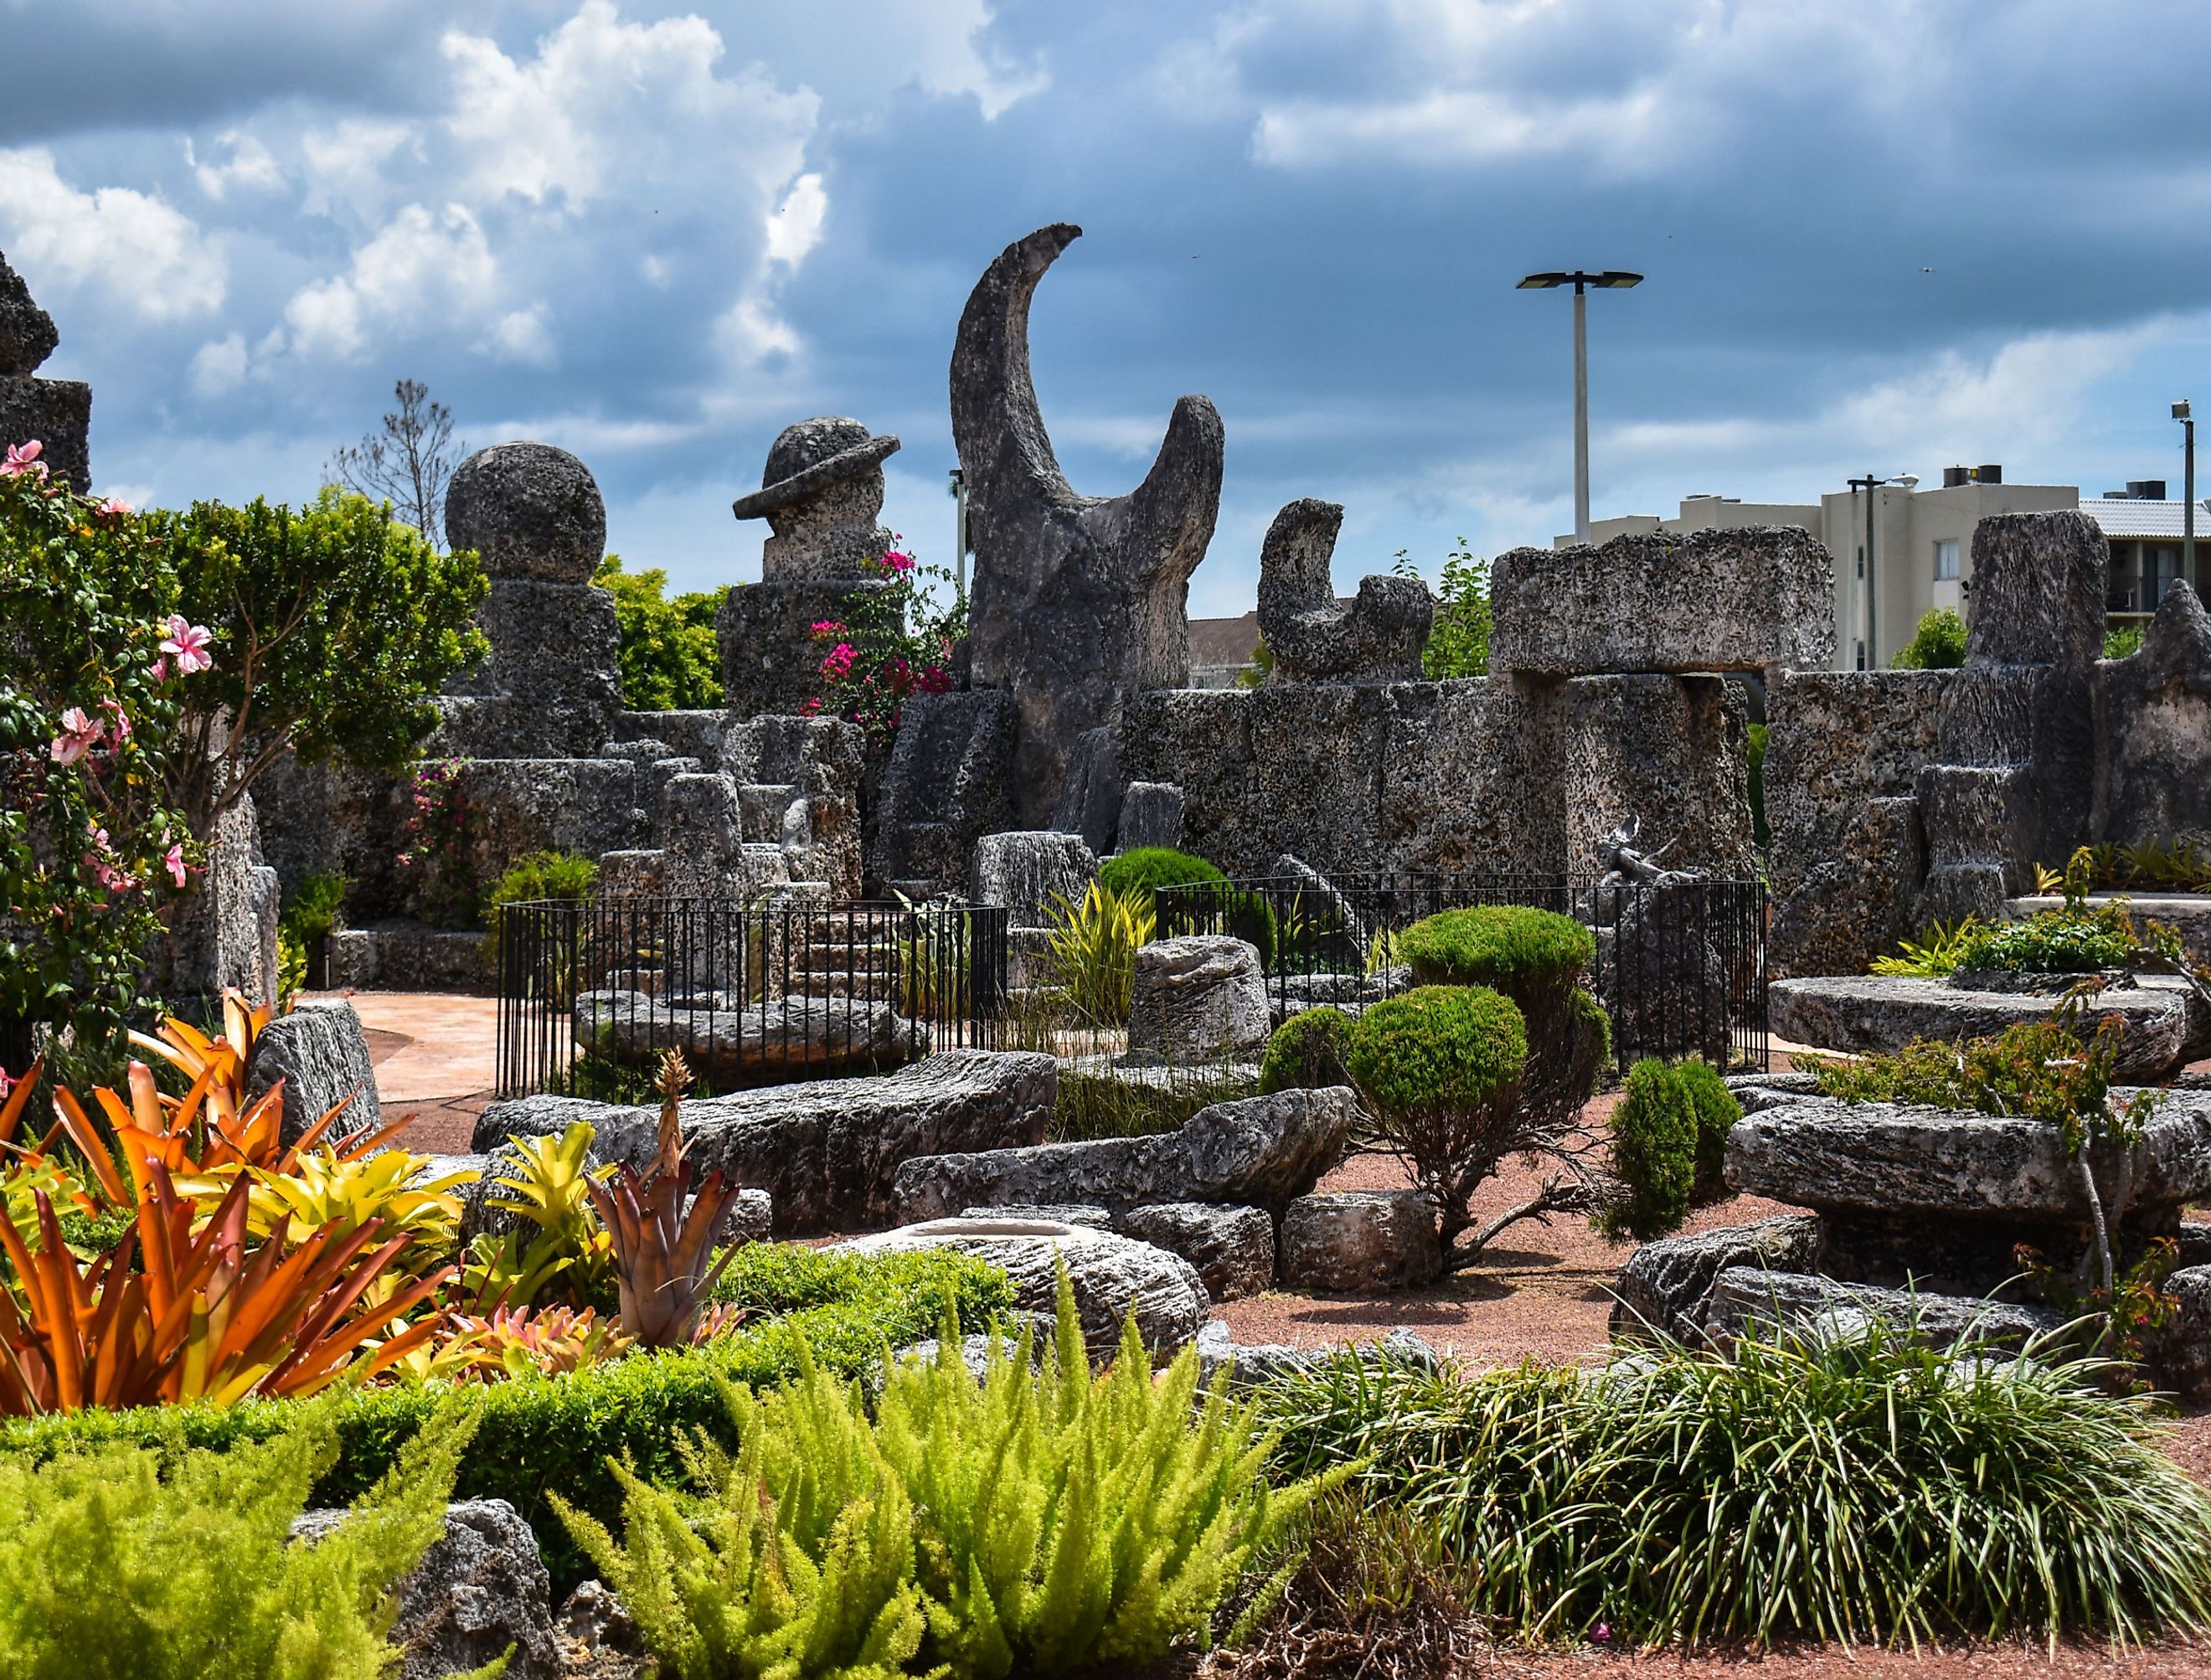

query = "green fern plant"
[557, 1266, 1332, 1678]
[1869, 915, 1982, 977]
[0, 1402, 498, 1680]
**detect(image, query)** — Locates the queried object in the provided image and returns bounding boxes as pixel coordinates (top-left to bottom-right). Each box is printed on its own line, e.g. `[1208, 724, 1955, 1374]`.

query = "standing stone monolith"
[1255, 498, 1431, 683]
[951, 224, 1224, 828]
[0, 247, 91, 491]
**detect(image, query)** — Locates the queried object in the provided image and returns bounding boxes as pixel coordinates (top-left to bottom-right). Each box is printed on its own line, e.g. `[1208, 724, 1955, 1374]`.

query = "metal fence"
[495, 896, 1009, 1100]
[1154, 870, 1768, 1074]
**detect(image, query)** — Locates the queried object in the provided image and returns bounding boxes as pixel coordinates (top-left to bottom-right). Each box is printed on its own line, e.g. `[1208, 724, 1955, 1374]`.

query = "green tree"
[0, 466, 198, 1060]
[1891, 606, 1966, 669]
[593, 554, 726, 710]
[1394, 541, 1492, 678]
[151, 489, 490, 840]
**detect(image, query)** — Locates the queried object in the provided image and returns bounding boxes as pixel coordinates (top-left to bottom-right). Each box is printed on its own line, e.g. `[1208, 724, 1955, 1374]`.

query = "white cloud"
[715, 296, 801, 367]
[900, 0, 1049, 119]
[484, 303, 556, 368]
[440, 0, 817, 211]
[0, 147, 224, 320]
[765, 173, 827, 269]
[300, 118, 418, 220]
[187, 131, 283, 201]
[280, 202, 495, 362]
[188, 331, 249, 395]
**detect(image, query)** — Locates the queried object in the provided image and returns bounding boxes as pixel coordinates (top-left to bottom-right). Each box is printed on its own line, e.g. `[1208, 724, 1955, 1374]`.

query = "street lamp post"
[1847, 472, 1905, 668]
[1518, 270, 1642, 544]
[2176, 400, 2195, 594]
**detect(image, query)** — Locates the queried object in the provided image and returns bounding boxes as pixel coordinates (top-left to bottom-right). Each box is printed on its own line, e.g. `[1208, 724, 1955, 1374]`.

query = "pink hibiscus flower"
[96, 495, 131, 517]
[160, 614, 214, 675]
[165, 843, 188, 888]
[0, 440, 44, 480]
[49, 706, 100, 765]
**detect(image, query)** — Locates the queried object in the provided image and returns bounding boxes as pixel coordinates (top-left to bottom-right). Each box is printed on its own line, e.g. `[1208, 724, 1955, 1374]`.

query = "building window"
[1934, 538, 1960, 581]
[1856, 545, 1864, 579]
[1854, 639, 1867, 672]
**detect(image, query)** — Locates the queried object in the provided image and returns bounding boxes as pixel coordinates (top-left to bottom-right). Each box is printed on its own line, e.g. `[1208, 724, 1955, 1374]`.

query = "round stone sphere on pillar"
[445, 441, 606, 582]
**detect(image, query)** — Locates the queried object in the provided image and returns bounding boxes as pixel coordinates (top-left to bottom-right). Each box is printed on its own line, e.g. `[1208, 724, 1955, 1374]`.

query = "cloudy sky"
[5, 0, 2209, 613]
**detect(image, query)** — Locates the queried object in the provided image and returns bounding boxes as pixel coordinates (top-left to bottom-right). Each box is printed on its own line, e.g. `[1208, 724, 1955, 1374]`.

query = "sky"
[5, 0, 2211, 616]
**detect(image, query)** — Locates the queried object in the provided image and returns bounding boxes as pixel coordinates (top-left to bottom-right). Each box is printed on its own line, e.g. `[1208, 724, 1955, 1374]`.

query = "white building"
[1572, 466, 2205, 669]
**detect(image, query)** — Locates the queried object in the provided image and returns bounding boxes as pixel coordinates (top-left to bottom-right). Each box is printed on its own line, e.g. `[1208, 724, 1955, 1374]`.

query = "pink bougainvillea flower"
[1, 440, 44, 479]
[919, 664, 953, 694]
[798, 697, 823, 717]
[49, 706, 100, 765]
[95, 495, 131, 517]
[809, 620, 846, 636]
[164, 843, 188, 888]
[159, 614, 214, 675]
[882, 549, 915, 573]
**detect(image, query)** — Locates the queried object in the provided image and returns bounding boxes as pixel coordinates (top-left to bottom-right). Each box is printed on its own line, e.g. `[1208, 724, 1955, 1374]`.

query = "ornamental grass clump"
[559, 1267, 1332, 1678]
[1260, 1317, 2211, 1650]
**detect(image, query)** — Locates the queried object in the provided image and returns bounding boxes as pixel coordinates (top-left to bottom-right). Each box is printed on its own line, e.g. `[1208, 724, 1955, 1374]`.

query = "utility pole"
[2177, 400, 2195, 594]
[1517, 270, 1642, 544]
[947, 467, 969, 600]
[1847, 473, 1902, 668]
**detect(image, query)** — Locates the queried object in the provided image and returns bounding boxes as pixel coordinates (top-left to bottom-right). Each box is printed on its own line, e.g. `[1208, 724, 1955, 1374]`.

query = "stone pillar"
[719, 417, 900, 721]
[0, 249, 91, 491]
[436, 442, 621, 759]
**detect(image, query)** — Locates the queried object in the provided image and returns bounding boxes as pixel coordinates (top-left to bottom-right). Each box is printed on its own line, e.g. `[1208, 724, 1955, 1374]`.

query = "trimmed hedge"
[1601, 1059, 1697, 1242]
[1096, 846, 1276, 965]
[1259, 1007, 1355, 1095]
[0, 1245, 1012, 1597]
[1346, 986, 1527, 1120]
[1395, 905, 1594, 992]
[1674, 1056, 1742, 1204]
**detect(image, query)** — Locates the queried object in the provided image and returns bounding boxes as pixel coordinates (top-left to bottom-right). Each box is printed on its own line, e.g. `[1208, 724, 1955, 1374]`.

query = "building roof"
[1188, 610, 1260, 671]
[2080, 497, 2211, 539]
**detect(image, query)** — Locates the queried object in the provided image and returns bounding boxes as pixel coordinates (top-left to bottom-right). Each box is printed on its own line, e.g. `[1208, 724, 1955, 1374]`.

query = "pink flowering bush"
[0, 442, 205, 1066]
[394, 756, 481, 928]
[802, 539, 962, 748]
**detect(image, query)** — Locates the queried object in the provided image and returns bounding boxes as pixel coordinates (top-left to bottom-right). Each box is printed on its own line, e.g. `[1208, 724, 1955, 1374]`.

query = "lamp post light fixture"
[2176, 399, 2195, 592]
[1846, 472, 1908, 669]
[1517, 269, 1643, 544]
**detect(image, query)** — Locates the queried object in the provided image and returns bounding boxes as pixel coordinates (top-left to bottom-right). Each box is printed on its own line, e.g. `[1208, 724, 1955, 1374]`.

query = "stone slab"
[1702, 1266, 2067, 1354]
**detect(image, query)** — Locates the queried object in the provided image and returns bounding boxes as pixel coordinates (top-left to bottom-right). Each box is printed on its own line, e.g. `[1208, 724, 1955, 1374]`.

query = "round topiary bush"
[1348, 986, 1527, 1122]
[1258, 1007, 1355, 1095]
[1396, 905, 1595, 992]
[1096, 847, 1276, 965]
[1601, 1058, 1698, 1242]
[1673, 1056, 1741, 1205]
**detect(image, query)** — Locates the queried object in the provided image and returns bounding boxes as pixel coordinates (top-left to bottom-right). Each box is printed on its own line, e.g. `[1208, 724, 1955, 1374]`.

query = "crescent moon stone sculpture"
[951, 223, 1224, 828]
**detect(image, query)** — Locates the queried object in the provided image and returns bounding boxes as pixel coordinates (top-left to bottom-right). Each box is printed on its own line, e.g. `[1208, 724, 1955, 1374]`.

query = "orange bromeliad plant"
[0, 1157, 451, 1415]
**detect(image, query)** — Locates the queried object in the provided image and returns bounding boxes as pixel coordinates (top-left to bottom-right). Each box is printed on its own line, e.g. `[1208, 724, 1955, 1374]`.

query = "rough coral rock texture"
[1125, 935, 1272, 1064]
[953, 224, 1224, 827]
[1561, 674, 1755, 877]
[1255, 497, 1432, 683]
[445, 441, 607, 585]
[1118, 1201, 1276, 1300]
[733, 415, 902, 580]
[871, 689, 1018, 896]
[723, 714, 867, 899]
[1116, 781, 1186, 852]
[0, 375, 90, 492]
[893, 1085, 1354, 1224]
[476, 1049, 1059, 1234]
[1701, 1267, 2065, 1354]
[1965, 509, 2110, 672]
[2155, 1265, 2211, 1404]
[838, 1218, 1210, 1357]
[1278, 1189, 1442, 1291]
[244, 998, 381, 1147]
[961, 1202, 1114, 1229]
[1607, 1215, 1824, 1344]
[573, 989, 911, 1090]
[972, 829, 1095, 926]
[718, 576, 886, 723]
[2094, 581, 2211, 851]
[436, 578, 621, 759]
[291, 1499, 563, 1680]
[1488, 524, 1835, 677]
[1765, 670, 1953, 977]
[554, 1580, 654, 1680]
[0, 249, 59, 374]
[1770, 974, 2210, 1085]
[1724, 1090, 2211, 1223]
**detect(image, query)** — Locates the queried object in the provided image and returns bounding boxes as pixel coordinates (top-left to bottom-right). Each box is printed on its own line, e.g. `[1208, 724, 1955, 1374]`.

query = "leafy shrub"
[1869, 915, 1982, 977]
[0, 1403, 492, 1680]
[1346, 987, 1526, 1270]
[2105, 622, 2147, 660]
[480, 848, 599, 964]
[1673, 1055, 1740, 1203]
[1891, 605, 1967, 669]
[1041, 880, 1154, 1024]
[281, 871, 349, 944]
[1957, 915, 2134, 974]
[1395, 904, 1593, 993]
[1260, 1319, 2211, 1647]
[1599, 1058, 1697, 1242]
[1391, 542, 1492, 679]
[1, 1247, 1015, 1596]
[1096, 847, 1276, 965]
[595, 554, 725, 711]
[560, 1269, 1331, 1678]
[1259, 1007, 1354, 1095]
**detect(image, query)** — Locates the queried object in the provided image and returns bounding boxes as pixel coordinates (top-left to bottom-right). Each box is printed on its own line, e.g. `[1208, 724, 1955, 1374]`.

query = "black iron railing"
[495, 896, 1009, 1100]
[1154, 870, 1768, 1074]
